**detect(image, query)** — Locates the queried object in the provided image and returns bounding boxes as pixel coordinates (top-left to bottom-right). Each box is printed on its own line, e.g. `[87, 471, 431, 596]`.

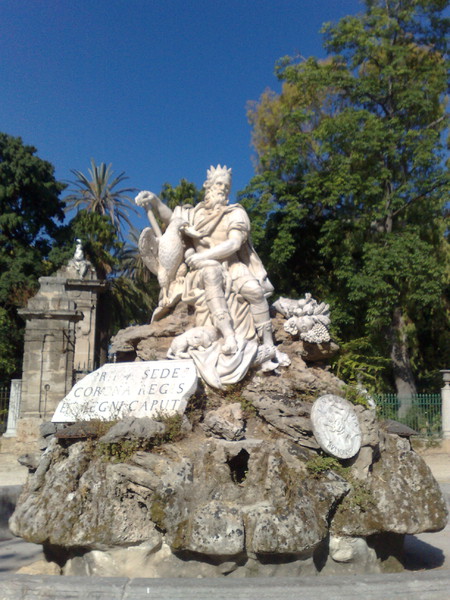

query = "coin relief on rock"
[311, 394, 362, 459]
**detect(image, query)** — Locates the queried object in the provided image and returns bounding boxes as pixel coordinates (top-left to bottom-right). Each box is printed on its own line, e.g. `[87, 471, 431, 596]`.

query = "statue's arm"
[135, 191, 173, 226]
[186, 229, 245, 269]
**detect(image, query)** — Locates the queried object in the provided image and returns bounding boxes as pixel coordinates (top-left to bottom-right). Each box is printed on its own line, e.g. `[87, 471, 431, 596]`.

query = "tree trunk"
[390, 307, 417, 418]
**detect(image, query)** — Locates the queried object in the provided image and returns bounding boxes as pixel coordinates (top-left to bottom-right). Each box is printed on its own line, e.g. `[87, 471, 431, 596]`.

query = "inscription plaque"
[311, 394, 362, 459]
[52, 360, 197, 422]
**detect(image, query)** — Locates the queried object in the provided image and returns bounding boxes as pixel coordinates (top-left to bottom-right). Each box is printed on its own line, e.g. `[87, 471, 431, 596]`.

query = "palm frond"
[64, 159, 138, 238]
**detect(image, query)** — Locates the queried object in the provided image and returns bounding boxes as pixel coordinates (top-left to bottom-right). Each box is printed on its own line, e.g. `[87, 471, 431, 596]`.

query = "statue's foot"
[222, 335, 238, 355]
[260, 359, 279, 372]
[256, 345, 290, 372]
[255, 344, 275, 364]
[275, 349, 291, 367]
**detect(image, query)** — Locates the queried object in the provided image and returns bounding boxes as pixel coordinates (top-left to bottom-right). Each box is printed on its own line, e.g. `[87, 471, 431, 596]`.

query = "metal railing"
[0, 384, 10, 434]
[375, 393, 442, 437]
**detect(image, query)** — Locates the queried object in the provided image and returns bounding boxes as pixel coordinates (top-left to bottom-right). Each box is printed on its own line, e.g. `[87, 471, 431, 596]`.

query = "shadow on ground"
[403, 535, 445, 570]
[0, 536, 43, 573]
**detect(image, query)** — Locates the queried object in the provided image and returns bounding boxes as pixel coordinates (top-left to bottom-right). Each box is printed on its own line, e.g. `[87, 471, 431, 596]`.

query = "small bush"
[306, 455, 349, 477]
[306, 453, 375, 512]
[96, 438, 153, 462]
[344, 385, 371, 409]
[154, 413, 184, 444]
[96, 413, 185, 462]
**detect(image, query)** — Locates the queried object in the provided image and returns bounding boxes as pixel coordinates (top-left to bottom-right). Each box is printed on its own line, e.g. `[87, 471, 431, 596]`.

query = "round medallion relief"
[311, 394, 362, 459]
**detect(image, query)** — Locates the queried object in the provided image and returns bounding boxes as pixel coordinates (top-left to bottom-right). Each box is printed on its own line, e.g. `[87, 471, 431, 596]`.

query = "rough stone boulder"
[202, 403, 246, 441]
[9, 391, 447, 578]
[110, 302, 195, 362]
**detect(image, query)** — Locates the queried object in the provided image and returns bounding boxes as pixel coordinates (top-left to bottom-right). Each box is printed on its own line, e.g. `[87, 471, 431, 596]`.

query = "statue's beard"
[204, 191, 228, 209]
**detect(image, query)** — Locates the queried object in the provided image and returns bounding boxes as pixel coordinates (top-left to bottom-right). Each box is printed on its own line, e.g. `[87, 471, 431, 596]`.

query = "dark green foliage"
[0, 133, 66, 381]
[0, 136, 161, 381]
[51, 203, 158, 343]
[0, 306, 23, 380]
[241, 0, 449, 392]
[48, 210, 122, 278]
[115, 225, 160, 323]
[160, 178, 204, 211]
[0, 133, 65, 247]
[106, 276, 158, 333]
[331, 337, 392, 391]
[306, 455, 348, 477]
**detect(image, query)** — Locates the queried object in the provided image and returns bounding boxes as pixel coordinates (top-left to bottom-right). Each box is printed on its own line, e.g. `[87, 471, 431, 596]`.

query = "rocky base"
[10, 402, 447, 578]
[8, 304, 448, 578]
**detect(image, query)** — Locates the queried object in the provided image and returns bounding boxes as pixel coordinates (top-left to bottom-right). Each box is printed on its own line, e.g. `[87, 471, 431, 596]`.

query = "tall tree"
[160, 178, 204, 210]
[65, 159, 138, 239]
[49, 211, 122, 279]
[116, 225, 160, 319]
[0, 133, 66, 381]
[240, 0, 449, 393]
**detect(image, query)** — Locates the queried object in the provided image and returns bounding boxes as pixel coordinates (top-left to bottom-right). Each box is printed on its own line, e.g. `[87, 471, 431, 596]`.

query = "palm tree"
[116, 225, 160, 314]
[118, 226, 150, 282]
[65, 159, 138, 239]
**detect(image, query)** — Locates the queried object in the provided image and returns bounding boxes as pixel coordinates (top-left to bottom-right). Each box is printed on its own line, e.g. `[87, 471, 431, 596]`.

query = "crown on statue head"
[206, 164, 232, 186]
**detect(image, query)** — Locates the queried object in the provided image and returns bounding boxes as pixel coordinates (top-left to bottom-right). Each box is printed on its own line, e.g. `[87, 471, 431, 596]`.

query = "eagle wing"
[138, 227, 159, 276]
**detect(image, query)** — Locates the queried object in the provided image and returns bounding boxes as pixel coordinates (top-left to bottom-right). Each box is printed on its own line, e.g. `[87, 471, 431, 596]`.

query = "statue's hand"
[185, 252, 210, 270]
[135, 190, 160, 209]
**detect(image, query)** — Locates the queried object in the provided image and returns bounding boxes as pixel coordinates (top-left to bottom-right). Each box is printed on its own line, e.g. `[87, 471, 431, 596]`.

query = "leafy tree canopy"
[0, 133, 66, 249]
[48, 210, 122, 279]
[160, 178, 204, 211]
[0, 133, 66, 381]
[240, 0, 449, 392]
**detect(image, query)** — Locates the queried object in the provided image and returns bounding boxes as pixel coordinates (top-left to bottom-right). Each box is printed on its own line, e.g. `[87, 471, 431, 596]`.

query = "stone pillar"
[17, 269, 106, 428]
[66, 279, 105, 376]
[441, 370, 450, 439]
[3, 380, 22, 438]
[18, 277, 84, 420]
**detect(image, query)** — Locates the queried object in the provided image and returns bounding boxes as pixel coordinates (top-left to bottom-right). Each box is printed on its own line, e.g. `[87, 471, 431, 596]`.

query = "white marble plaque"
[52, 360, 197, 422]
[311, 394, 362, 459]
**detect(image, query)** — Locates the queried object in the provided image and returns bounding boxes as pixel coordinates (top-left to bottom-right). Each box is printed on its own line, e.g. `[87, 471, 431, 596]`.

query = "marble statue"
[67, 239, 90, 279]
[167, 326, 219, 360]
[135, 165, 289, 388]
[273, 293, 331, 343]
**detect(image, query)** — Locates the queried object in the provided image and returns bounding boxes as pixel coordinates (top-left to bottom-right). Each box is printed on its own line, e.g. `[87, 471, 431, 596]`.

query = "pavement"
[0, 442, 449, 578]
[403, 444, 450, 571]
[2, 571, 450, 600]
[0, 453, 28, 487]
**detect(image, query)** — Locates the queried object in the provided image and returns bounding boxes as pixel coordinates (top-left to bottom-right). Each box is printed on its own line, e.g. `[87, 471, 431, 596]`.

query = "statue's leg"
[202, 265, 237, 355]
[238, 280, 274, 346]
[239, 279, 291, 369]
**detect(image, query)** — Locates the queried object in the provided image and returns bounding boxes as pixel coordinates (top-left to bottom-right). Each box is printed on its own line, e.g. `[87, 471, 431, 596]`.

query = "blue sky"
[2, 0, 364, 228]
